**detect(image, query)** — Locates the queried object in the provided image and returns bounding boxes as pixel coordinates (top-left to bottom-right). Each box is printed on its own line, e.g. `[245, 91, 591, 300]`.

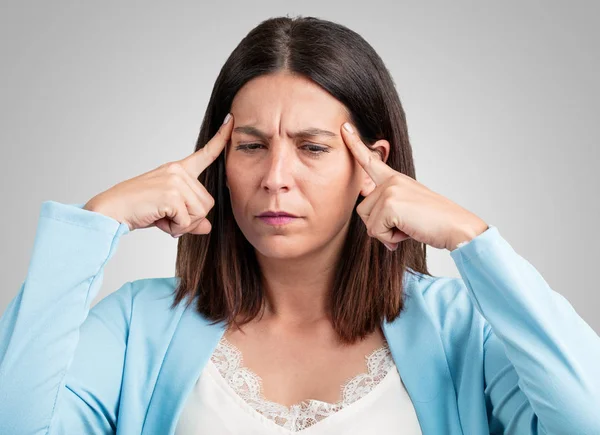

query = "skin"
[225, 71, 390, 329]
[222, 71, 392, 406]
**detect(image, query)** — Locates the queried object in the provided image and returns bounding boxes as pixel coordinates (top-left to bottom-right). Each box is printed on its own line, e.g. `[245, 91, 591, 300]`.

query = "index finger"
[341, 122, 393, 186]
[180, 112, 234, 177]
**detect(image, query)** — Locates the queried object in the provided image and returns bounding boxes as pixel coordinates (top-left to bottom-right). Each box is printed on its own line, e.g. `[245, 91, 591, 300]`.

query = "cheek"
[226, 158, 249, 187]
[225, 164, 250, 209]
[307, 165, 358, 213]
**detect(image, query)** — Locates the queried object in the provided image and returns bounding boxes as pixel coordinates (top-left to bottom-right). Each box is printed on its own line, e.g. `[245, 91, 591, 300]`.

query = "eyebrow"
[233, 125, 337, 140]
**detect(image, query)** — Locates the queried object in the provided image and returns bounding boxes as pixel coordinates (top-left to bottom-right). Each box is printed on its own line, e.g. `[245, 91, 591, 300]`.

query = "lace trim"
[209, 336, 395, 431]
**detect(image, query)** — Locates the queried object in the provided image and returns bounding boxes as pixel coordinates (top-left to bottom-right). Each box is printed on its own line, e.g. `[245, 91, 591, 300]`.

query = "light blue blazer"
[1, 200, 599, 434]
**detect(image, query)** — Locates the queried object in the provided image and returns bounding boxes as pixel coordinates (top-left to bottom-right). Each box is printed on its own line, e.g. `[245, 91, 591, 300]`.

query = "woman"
[1, 15, 599, 435]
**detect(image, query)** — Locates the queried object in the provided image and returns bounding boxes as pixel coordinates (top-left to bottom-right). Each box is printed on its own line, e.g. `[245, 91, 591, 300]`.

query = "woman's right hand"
[83, 113, 234, 238]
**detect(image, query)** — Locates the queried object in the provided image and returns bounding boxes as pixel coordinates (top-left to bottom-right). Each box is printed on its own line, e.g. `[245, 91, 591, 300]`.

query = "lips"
[258, 211, 298, 218]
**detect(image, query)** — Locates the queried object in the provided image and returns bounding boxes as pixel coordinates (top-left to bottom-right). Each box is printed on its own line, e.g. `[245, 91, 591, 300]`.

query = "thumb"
[187, 218, 212, 235]
[360, 178, 376, 197]
[389, 228, 411, 243]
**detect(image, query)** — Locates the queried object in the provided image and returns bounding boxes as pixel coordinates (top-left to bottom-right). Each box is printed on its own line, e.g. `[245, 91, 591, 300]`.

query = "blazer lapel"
[382, 274, 463, 434]
[141, 299, 227, 435]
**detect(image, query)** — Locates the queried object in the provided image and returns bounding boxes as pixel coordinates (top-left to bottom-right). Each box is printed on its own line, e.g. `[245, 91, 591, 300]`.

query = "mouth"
[257, 211, 298, 218]
[256, 211, 300, 226]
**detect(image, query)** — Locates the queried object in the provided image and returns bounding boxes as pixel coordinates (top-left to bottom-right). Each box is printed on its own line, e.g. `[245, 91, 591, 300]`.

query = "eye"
[235, 143, 265, 152]
[234, 143, 330, 158]
[300, 144, 330, 157]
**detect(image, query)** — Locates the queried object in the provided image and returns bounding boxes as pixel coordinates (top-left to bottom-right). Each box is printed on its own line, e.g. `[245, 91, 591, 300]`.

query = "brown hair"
[171, 15, 432, 344]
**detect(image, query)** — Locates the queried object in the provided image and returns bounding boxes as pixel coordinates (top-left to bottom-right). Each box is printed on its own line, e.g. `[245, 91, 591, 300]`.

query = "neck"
[254, 221, 349, 329]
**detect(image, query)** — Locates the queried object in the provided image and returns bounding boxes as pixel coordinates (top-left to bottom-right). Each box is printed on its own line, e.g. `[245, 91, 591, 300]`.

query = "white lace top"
[175, 336, 423, 434]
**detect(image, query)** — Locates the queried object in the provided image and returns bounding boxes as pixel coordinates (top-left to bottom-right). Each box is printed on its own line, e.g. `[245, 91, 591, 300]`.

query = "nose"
[260, 142, 293, 194]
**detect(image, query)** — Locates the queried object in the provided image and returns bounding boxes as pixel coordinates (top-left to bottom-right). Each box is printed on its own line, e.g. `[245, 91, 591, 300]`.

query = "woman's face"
[226, 71, 388, 260]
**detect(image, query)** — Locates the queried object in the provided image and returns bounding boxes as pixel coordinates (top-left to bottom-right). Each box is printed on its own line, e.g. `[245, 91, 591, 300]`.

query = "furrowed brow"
[233, 125, 337, 140]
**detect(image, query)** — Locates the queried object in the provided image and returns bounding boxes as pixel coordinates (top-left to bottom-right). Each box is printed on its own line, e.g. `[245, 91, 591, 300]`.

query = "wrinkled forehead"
[230, 74, 350, 139]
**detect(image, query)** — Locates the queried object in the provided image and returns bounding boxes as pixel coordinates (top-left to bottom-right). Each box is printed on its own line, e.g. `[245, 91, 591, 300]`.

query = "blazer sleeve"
[450, 225, 600, 434]
[0, 200, 131, 435]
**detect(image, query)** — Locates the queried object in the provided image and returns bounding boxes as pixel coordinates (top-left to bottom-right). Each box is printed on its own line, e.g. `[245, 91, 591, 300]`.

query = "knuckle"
[192, 203, 207, 218]
[161, 161, 174, 172]
[386, 183, 401, 198]
[165, 187, 181, 201]
[390, 174, 404, 185]
[207, 195, 215, 209]
[164, 162, 184, 174]
[158, 161, 173, 170]
[165, 172, 183, 188]
[382, 192, 396, 208]
[197, 211, 208, 222]
[180, 216, 192, 229]
[356, 204, 365, 217]
[159, 205, 172, 216]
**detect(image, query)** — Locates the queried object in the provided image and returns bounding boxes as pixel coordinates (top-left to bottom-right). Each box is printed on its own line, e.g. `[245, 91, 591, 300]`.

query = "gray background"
[1, 2, 598, 334]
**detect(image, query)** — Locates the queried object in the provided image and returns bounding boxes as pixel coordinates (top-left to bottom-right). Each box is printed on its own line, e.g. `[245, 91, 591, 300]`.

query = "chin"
[251, 237, 305, 259]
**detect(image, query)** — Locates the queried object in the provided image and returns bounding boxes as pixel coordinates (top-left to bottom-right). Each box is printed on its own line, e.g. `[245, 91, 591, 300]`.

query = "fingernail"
[172, 233, 182, 238]
[222, 113, 231, 125]
[343, 122, 354, 133]
[383, 242, 394, 251]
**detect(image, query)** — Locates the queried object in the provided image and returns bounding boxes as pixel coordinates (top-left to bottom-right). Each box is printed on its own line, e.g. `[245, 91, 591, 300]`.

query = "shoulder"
[405, 269, 489, 352]
[406, 269, 471, 313]
[129, 276, 180, 302]
[94, 276, 184, 327]
[127, 276, 186, 317]
[96, 276, 193, 352]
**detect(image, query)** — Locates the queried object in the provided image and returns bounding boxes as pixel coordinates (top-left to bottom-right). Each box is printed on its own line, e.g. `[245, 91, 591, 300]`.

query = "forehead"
[230, 72, 349, 132]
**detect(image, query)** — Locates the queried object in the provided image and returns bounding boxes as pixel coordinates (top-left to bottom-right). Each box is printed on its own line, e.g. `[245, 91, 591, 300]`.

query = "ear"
[359, 138, 390, 196]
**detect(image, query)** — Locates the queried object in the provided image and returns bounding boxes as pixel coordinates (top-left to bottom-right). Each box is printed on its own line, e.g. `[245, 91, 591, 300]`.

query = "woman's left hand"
[341, 122, 489, 252]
